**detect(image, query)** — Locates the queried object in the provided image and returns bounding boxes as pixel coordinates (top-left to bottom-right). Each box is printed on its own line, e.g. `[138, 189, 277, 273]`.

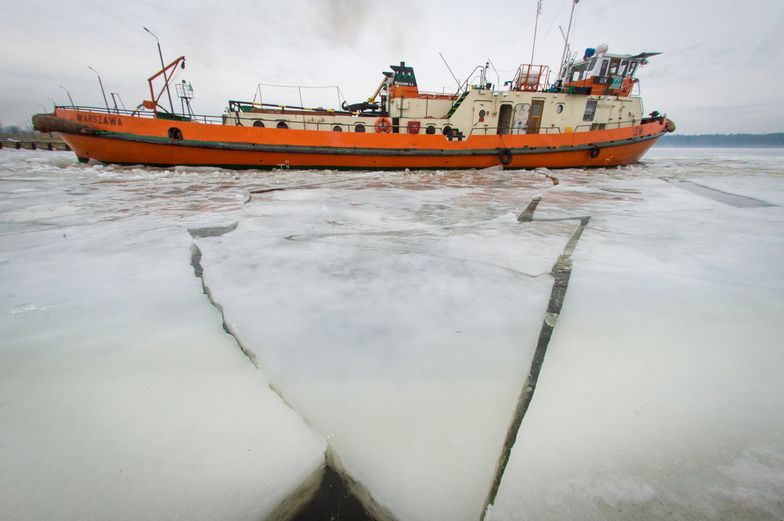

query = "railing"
[53, 105, 225, 125]
[469, 118, 641, 136]
[53, 105, 646, 138]
[511, 64, 550, 92]
[228, 100, 352, 116]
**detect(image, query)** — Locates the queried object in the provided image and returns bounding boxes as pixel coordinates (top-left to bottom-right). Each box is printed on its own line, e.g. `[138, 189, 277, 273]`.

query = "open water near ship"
[2, 147, 783, 521]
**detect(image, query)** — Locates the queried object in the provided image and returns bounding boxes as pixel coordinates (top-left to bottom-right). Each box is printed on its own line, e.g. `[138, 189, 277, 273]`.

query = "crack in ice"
[663, 178, 775, 208]
[482, 197, 591, 519]
[187, 223, 399, 521]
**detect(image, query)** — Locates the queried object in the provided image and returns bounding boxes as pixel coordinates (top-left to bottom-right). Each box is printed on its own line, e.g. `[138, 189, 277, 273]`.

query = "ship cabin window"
[618, 60, 629, 77]
[355, 123, 366, 133]
[333, 125, 343, 132]
[599, 58, 609, 78]
[276, 121, 288, 129]
[425, 125, 436, 134]
[608, 58, 620, 77]
[569, 62, 590, 82]
[583, 99, 597, 121]
[628, 62, 638, 78]
[587, 58, 598, 74]
[253, 120, 265, 128]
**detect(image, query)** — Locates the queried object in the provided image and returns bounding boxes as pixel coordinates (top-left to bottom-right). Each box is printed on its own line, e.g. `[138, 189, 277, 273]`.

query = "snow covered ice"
[1, 147, 783, 521]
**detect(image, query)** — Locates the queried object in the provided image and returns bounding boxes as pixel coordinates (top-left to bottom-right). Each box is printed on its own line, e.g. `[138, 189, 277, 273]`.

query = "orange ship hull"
[36, 108, 669, 170]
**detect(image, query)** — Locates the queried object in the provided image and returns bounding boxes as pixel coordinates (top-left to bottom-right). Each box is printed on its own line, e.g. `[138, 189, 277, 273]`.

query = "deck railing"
[52, 106, 645, 139]
[469, 118, 640, 136]
[54, 105, 225, 125]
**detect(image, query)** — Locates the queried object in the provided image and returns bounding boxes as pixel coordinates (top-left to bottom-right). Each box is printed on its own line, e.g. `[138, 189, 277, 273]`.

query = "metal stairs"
[446, 91, 469, 118]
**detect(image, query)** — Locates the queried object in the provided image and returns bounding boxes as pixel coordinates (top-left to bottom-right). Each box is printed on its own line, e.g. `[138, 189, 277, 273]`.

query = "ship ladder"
[446, 91, 470, 117]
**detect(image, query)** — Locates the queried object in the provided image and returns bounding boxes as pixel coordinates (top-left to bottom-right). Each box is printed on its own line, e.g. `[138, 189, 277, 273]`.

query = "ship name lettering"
[75, 114, 123, 126]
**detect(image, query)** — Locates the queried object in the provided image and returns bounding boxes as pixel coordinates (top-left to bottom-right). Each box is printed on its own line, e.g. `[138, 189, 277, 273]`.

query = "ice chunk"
[0, 156, 325, 521]
[197, 182, 575, 521]
[490, 155, 784, 520]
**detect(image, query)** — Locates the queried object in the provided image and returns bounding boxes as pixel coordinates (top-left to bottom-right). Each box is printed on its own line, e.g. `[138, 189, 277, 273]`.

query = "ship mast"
[558, 0, 580, 76]
[530, 0, 542, 64]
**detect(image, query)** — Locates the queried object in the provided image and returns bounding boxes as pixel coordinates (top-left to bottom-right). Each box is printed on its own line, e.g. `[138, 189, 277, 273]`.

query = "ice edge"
[481, 197, 591, 519]
[188, 223, 399, 521]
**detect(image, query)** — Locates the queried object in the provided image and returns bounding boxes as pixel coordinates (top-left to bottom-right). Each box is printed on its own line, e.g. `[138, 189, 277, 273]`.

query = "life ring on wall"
[497, 148, 513, 165]
[589, 146, 600, 158]
[374, 117, 393, 134]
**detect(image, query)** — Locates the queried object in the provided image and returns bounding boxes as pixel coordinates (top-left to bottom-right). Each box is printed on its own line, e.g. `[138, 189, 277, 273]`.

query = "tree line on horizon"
[656, 133, 784, 148]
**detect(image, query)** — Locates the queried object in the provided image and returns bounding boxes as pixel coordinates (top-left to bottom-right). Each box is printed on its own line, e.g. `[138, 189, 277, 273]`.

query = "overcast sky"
[1, 0, 783, 134]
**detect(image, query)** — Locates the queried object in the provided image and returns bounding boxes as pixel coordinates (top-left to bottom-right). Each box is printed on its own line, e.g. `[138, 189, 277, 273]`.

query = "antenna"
[438, 52, 461, 94]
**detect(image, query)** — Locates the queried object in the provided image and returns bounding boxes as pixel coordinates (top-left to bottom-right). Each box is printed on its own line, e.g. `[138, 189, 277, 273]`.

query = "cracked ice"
[2, 147, 784, 521]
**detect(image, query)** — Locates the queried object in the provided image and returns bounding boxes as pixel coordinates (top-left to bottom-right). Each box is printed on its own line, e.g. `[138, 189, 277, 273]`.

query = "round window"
[333, 125, 343, 132]
[556, 104, 564, 114]
[253, 120, 265, 127]
[355, 123, 366, 133]
[276, 121, 288, 129]
[425, 125, 436, 135]
[442, 125, 453, 137]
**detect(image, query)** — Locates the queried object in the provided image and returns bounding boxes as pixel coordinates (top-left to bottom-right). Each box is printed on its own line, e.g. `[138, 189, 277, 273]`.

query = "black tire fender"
[497, 147, 513, 165]
[589, 146, 600, 159]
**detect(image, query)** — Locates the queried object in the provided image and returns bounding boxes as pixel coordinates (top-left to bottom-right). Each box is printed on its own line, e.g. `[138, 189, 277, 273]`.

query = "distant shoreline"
[655, 133, 784, 148]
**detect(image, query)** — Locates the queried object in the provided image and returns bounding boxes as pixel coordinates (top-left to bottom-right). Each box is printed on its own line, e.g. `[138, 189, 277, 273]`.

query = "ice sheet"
[0, 152, 325, 521]
[196, 177, 575, 521]
[4, 148, 784, 521]
[490, 149, 784, 520]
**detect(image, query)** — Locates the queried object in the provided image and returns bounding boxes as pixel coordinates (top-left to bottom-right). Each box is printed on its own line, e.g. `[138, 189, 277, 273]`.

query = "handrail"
[54, 105, 225, 125]
[54, 105, 646, 136]
[470, 118, 640, 135]
[511, 64, 550, 92]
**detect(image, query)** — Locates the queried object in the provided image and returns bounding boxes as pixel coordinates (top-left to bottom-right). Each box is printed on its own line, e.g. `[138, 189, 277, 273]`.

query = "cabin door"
[512, 103, 529, 134]
[498, 104, 513, 135]
[526, 99, 545, 134]
[473, 101, 493, 134]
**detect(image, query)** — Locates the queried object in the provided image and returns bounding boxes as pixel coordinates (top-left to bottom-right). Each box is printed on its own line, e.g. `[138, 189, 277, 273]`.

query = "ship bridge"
[561, 48, 660, 97]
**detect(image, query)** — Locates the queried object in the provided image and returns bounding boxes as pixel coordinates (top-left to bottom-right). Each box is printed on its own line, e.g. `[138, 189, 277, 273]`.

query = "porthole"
[276, 121, 288, 129]
[333, 125, 343, 132]
[442, 125, 453, 137]
[355, 123, 366, 133]
[556, 104, 564, 114]
[425, 125, 436, 135]
[168, 127, 183, 140]
[253, 120, 265, 127]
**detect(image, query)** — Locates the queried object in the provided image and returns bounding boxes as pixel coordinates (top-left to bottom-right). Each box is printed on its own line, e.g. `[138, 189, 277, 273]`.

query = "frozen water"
[196, 179, 574, 521]
[0, 152, 325, 521]
[489, 148, 784, 521]
[2, 147, 784, 521]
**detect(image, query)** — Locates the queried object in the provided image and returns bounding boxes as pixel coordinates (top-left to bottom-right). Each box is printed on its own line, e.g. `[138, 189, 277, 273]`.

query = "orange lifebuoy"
[374, 117, 393, 134]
